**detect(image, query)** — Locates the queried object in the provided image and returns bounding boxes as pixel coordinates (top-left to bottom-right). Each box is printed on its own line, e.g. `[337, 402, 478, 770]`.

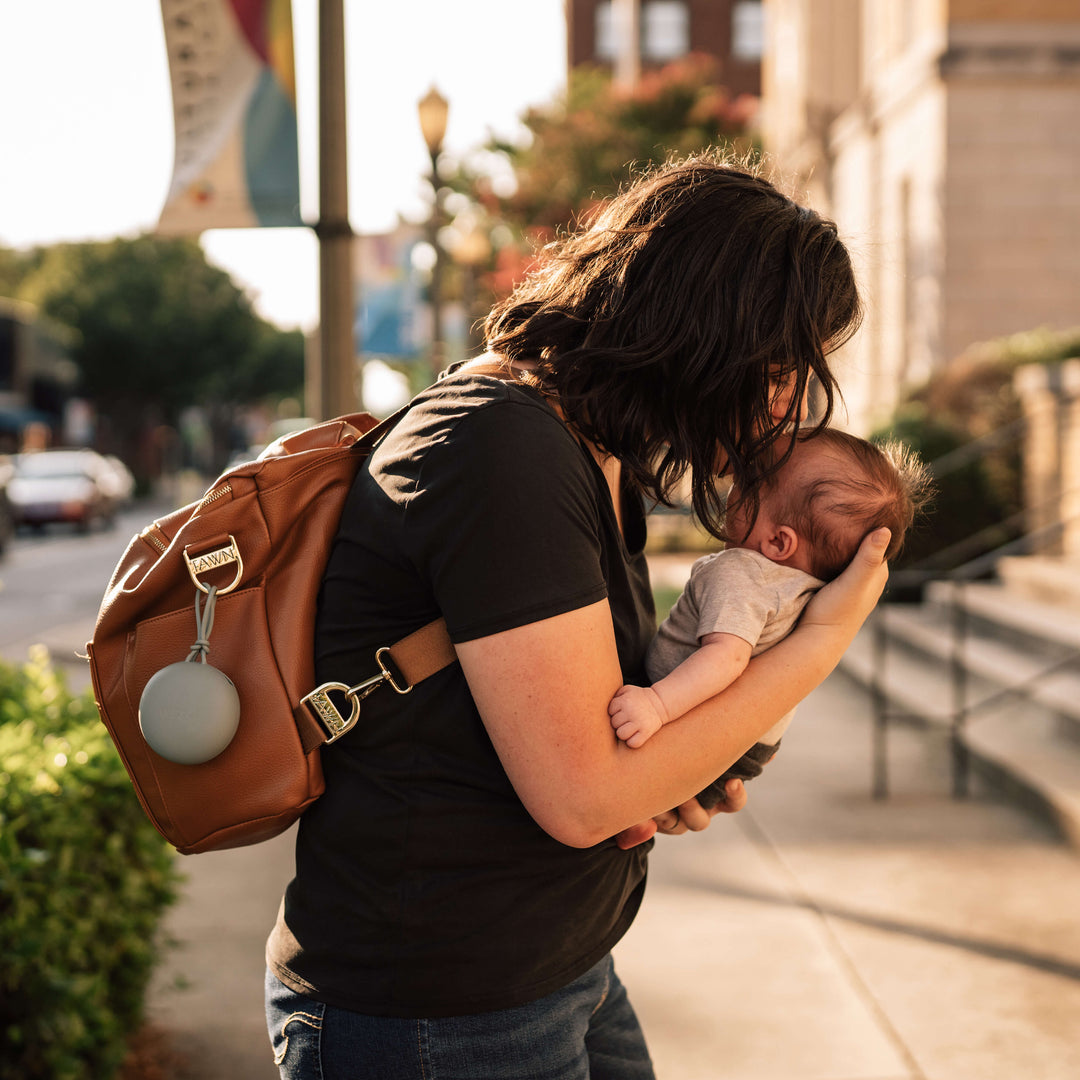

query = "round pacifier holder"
[139, 573, 241, 765]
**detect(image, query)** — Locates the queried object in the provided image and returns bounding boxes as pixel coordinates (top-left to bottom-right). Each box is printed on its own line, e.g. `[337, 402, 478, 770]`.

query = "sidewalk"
[144, 662, 1080, 1079]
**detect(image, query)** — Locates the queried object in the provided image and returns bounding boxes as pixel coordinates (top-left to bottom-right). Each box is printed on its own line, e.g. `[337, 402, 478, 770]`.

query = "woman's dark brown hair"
[484, 153, 863, 538]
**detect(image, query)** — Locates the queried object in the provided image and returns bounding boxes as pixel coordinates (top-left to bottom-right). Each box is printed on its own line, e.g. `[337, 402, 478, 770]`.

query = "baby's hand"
[608, 684, 667, 748]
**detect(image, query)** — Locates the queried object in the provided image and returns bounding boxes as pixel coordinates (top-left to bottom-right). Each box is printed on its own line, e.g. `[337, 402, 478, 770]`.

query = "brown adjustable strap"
[294, 617, 457, 752]
[384, 617, 457, 687]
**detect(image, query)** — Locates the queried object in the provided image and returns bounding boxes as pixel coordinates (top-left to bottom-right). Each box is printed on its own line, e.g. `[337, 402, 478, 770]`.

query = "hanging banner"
[157, 0, 302, 235]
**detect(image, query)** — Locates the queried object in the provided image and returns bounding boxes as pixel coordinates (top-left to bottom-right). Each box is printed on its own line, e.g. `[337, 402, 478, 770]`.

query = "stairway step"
[868, 604, 1080, 732]
[841, 626, 1080, 849]
[967, 710, 1080, 849]
[924, 580, 1080, 654]
[997, 554, 1080, 609]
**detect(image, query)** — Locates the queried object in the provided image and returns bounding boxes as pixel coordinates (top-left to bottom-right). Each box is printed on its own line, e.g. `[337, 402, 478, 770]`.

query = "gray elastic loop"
[187, 585, 219, 664]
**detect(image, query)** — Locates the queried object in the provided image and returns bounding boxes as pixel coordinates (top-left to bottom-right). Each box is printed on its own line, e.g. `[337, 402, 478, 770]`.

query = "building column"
[1013, 361, 1080, 558]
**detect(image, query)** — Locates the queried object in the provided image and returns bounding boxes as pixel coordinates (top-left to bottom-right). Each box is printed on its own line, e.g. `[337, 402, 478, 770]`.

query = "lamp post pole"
[451, 219, 491, 354]
[313, 0, 357, 420]
[418, 86, 449, 383]
[427, 145, 444, 377]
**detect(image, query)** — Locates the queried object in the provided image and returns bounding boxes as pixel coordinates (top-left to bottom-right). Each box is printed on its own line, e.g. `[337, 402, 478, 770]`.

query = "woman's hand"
[615, 780, 747, 849]
[799, 527, 891, 639]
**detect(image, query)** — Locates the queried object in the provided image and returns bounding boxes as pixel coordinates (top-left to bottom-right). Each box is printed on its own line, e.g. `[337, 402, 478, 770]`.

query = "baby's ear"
[762, 525, 799, 563]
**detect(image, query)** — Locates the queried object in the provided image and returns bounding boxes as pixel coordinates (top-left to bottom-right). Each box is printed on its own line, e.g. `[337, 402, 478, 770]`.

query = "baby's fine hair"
[770, 430, 932, 581]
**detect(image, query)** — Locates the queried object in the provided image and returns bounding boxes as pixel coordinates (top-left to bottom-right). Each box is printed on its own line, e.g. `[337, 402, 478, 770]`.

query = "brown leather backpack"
[87, 413, 455, 854]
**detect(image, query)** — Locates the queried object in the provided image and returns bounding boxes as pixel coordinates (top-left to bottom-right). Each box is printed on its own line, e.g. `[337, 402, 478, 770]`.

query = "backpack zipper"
[139, 523, 169, 553]
[198, 482, 233, 510]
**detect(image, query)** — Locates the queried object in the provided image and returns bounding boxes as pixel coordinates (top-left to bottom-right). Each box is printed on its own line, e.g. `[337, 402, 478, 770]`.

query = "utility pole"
[312, 0, 357, 420]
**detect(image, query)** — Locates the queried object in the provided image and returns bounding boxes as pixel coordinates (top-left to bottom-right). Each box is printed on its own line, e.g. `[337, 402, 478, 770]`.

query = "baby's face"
[723, 479, 782, 551]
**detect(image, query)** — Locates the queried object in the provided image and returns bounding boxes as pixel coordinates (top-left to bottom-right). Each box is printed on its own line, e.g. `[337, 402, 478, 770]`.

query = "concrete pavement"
[143, 664, 1080, 1080]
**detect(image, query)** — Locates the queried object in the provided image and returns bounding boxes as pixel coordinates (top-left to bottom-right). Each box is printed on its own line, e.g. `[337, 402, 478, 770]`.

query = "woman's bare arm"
[455, 529, 891, 847]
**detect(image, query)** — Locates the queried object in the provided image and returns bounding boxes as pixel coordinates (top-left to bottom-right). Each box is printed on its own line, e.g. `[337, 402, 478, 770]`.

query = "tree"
[4, 235, 303, 478]
[18, 235, 302, 421]
[0, 246, 42, 299]
[447, 54, 758, 300]
[493, 55, 756, 232]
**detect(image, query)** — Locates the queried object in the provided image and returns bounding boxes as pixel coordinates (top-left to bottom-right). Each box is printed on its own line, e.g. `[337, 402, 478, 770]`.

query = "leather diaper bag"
[87, 413, 456, 855]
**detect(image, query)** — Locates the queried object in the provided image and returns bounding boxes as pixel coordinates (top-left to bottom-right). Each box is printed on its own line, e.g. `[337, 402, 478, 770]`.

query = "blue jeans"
[265, 955, 656, 1079]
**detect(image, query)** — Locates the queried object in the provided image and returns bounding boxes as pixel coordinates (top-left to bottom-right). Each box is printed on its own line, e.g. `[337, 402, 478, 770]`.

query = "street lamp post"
[314, 0, 358, 419]
[451, 219, 492, 354]
[417, 86, 449, 381]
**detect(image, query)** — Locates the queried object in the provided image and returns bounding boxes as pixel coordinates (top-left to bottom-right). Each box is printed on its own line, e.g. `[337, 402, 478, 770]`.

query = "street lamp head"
[418, 85, 449, 156]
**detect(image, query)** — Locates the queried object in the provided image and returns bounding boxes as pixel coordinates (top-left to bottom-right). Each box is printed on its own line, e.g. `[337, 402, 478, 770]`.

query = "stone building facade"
[760, 0, 1080, 435]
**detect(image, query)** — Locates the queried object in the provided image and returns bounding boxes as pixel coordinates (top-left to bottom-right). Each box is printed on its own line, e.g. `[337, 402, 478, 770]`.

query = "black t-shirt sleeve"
[401, 398, 609, 643]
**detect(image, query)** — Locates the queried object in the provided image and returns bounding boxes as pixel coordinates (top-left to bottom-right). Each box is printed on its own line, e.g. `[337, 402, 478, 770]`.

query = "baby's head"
[725, 430, 931, 580]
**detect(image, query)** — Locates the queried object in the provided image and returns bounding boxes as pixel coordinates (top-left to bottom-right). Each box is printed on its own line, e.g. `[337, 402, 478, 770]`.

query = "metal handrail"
[869, 419, 1080, 800]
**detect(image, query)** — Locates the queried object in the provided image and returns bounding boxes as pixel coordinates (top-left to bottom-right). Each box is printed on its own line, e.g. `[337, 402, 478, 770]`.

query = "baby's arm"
[609, 632, 753, 748]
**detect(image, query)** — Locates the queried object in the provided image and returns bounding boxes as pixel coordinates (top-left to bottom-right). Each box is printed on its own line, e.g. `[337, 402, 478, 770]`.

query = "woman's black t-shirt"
[266, 371, 656, 1018]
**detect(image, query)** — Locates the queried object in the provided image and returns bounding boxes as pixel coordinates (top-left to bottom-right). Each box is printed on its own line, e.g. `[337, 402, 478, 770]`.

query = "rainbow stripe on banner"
[158, 0, 302, 234]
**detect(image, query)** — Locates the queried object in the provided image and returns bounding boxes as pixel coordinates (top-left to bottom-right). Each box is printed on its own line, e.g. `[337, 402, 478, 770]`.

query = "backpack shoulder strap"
[294, 617, 456, 752]
[352, 404, 411, 453]
[296, 400, 457, 752]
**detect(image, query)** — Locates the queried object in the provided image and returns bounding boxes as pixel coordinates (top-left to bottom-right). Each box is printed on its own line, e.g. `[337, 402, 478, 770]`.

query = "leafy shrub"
[0, 648, 181, 1080]
[874, 405, 1020, 571]
[874, 326, 1080, 572]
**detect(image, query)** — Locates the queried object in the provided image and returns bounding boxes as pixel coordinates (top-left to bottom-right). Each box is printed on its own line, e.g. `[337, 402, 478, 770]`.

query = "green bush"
[0, 648, 181, 1080]
[874, 405, 1020, 571]
[874, 325, 1080, 573]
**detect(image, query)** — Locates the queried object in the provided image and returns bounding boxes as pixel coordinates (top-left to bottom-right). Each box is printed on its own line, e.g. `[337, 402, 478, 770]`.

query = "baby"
[610, 429, 930, 806]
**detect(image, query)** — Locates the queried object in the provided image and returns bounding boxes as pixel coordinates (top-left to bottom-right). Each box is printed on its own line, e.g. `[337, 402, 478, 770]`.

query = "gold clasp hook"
[301, 649, 413, 744]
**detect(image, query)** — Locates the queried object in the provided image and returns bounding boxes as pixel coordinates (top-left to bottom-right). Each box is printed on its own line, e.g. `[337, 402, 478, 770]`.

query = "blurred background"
[1, 0, 1077, 574]
[2, 3, 1080, 1079]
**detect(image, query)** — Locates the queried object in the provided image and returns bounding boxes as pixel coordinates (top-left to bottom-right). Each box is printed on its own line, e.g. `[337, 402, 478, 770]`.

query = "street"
[0, 501, 170, 683]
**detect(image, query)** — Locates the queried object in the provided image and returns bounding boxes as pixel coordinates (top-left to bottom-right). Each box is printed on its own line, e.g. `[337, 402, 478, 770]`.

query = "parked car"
[9, 448, 120, 532]
[101, 454, 136, 505]
[0, 457, 14, 554]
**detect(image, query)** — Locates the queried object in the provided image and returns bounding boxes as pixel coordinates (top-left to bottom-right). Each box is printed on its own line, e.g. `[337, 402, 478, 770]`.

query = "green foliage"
[445, 55, 758, 302]
[873, 406, 1018, 571]
[485, 54, 758, 235]
[874, 326, 1080, 572]
[0, 649, 181, 1080]
[10, 235, 303, 423]
[0, 247, 45, 300]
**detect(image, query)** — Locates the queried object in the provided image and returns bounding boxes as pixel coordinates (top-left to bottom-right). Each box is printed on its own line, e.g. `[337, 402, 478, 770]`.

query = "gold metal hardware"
[374, 647, 412, 695]
[301, 649, 413, 744]
[183, 534, 244, 595]
[140, 524, 167, 553]
[198, 482, 232, 509]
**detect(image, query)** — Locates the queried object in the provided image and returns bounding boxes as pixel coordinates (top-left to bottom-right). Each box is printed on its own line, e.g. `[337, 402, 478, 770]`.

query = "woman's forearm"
[650, 633, 752, 723]
[460, 602, 854, 848]
[586, 614, 855, 835]
[460, 530, 891, 847]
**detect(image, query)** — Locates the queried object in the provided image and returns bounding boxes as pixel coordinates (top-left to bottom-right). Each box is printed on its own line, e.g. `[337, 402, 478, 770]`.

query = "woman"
[265, 155, 890, 1079]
